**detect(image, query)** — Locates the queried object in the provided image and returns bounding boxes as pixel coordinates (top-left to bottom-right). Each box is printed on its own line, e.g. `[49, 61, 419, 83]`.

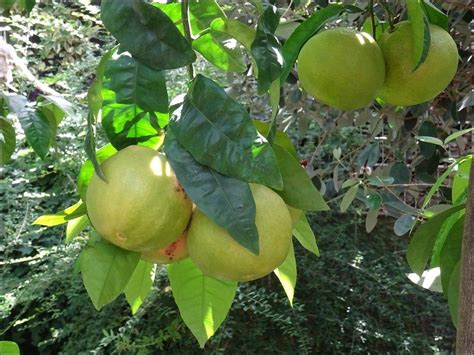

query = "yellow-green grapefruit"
[378, 21, 458, 106]
[141, 232, 188, 264]
[86, 145, 193, 252]
[187, 184, 293, 282]
[297, 28, 385, 111]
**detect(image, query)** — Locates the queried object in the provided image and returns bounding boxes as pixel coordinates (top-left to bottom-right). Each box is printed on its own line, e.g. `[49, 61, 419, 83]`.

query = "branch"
[0, 37, 61, 96]
[456, 159, 474, 353]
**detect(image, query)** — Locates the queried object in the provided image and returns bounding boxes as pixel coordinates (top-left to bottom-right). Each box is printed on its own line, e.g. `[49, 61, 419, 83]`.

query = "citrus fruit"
[86, 145, 193, 252]
[378, 21, 458, 106]
[187, 183, 292, 282]
[297, 27, 385, 111]
[141, 232, 188, 264]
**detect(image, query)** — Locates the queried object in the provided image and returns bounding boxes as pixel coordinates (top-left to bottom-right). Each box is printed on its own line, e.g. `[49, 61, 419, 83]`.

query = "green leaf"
[193, 32, 247, 73]
[293, 214, 319, 256]
[18, 109, 53, 160]
[273, 144, 328, 211]
[169, 74, 282, 190]
[252, 120, 297, 159]
[356, 143, 380, 169]
[1, 93, 27, 114]
[342, 178, 360, 189]
[407, 204, 465, 275]
[33, 201, 87, 226]
[421, 0, 448, 31]
[407, 0, 431, 70]
[422, 156, 470, 209]
[164, 132, 259, 255]
[101, 88, 164, 150]
[251, 5, 283, 94]
[101, 0, 196, 70]
[362, 15, 387, 41]
[80, 239, 140, 310]
[41, 95, 76, 120]
[340, 185, 359, 213]
[280, 4, 345, 83]
[365, 208, 379, 233]
[430, 209, 465, 267]
[367, 176, 394, 187]
[210, 18, 256, 51]
[124, 260, 155, 314]
[0, 341, 20, 355]
[394, 214, 416, 236]
[390, 162, 410, 184]
[452, 155, 472, 204]
[77, 143, 117, 202]
[439, 215, 464, 294]
[364, 190, 382, 210]
[444, 128, 474, 145]
[415, 135, 444, 146]
[447, 261, 460, 326]
[88, 48, 115, 121]
[0, 117, 16, 164]
[104, 52, 169, 115]
[66, 215, 90, 243]
[418, 121, 438, 158]
[267, 79, 280, 143]
[274, 242, 296, 306]
[167, 258, 237, 348]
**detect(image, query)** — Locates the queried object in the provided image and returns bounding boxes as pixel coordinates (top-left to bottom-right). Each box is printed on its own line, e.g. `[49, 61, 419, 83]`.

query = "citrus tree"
[1, 0, 472, 351]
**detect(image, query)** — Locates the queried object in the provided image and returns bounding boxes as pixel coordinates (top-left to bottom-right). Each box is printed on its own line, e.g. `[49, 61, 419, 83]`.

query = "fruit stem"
[368, 0, 377, 39]
[376, 0, 395, 31]
[181, 0, 194, 80]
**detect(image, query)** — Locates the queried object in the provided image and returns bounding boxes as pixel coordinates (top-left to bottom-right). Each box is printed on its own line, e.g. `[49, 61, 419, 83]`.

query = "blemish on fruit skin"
[116, 232, 127, 241]
[165, 242, 177, 256]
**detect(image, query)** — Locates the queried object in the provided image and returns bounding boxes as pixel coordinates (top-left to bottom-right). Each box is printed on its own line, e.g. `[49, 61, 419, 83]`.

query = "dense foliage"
[1, 0, 472, 352]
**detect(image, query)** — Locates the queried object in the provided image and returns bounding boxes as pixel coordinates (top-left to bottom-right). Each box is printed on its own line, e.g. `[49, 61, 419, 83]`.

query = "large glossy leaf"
[33, 201, 87, 226]
[407, 204, 465, 275]
[407, 0, 431, 70]
[77, 143, 117, 201]
[422, 0, 448, 31]
[439, 215, 464, 294]
[192, 32, 246, 73]
[447, 261, 460, 326]
[430, 209, 465, 267]
[280, 4, 346, 83]
[80, 239, 140, 310]
[452, 156, 472, 204]
[164, 132, 259, 254]
[124, 260, 155, 314]
[104, 52, 168, 115]
[210, 18, 256, 51]
[0, 117, 16, 163]
[169, 74, 282, 190]
[273, 144, 328, 211]
[101, 89, 164, 150]
[167, 258, 237, 348]
[293, 214, 319, 256]
[18, 109, 53, 159]
[252, 120, 297, 159]
[101, 0, 195, 70]
[41, 95, 76, 120]
[1, 92, 27, 114]
[66, 215, 90, 243]
[250, 5, 283, 94]
[274, 242, 296, 306]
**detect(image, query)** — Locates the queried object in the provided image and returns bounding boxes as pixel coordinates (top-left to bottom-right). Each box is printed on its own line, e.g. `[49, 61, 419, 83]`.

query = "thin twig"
[181, 0, 194, 80]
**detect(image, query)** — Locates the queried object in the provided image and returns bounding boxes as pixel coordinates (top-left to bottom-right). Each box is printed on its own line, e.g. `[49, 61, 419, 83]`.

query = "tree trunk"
[456, 160, 474, 354]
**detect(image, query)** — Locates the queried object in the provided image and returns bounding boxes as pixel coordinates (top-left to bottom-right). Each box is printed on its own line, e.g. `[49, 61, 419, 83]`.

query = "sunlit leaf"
[33, 201, 87, 227]
[293, 214, 319, 256]
[124, 260, 155, 314]
[274, 242, 296, 306]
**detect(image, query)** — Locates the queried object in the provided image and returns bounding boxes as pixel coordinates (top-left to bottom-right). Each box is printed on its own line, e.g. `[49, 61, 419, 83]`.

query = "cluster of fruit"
[297, 21, 458, 111]
[86, 145, 297, 282]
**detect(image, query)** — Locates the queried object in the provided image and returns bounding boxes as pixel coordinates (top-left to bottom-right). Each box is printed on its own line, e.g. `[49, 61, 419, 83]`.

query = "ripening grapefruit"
[187, 184, 293, 282]
[86, 145, 193, 252]
[297, 27, 385, 111]
[141, 232, 188, 264]
[378, 21, 458, 106]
